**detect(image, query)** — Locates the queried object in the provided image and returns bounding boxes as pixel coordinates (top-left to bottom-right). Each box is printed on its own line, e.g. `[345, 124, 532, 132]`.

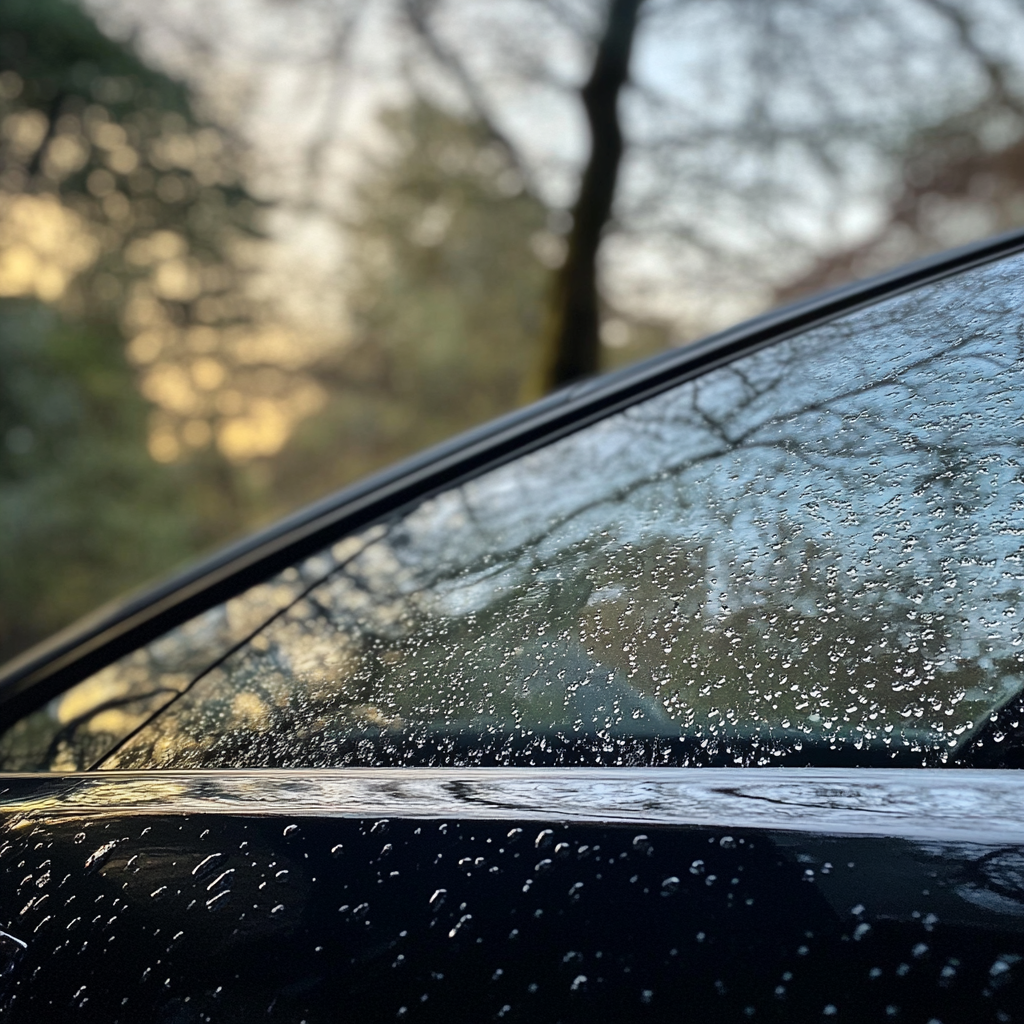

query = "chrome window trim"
[3, 768, 1024, 844]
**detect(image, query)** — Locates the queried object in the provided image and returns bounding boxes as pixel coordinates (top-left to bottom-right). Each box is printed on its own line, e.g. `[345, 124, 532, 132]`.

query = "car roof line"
[3, 226, 1024, 725]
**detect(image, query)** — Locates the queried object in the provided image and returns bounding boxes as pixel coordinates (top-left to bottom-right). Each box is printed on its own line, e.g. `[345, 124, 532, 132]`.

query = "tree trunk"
[536, 0, 644, 394]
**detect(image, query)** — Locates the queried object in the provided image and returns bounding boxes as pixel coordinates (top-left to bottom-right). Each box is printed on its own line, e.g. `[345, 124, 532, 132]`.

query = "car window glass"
[0, 548, 344, 770]
[93, 252, 1024, 770]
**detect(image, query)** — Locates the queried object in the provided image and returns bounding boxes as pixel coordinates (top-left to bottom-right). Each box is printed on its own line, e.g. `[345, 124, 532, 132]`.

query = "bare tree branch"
[401, 0, 540, 196]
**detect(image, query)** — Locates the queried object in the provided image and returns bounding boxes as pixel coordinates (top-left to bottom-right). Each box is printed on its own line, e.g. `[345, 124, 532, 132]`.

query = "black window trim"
[4, 226, 1024, 729]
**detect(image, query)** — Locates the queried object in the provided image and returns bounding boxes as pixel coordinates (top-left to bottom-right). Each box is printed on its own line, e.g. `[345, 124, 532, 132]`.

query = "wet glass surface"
[96, 252, 1024, 769]
[0, 548, 343, 771]
[1, 806, 1023, 1022]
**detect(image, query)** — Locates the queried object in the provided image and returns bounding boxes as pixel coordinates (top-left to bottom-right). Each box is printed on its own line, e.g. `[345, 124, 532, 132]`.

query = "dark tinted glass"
[80, 251, 1024, 769]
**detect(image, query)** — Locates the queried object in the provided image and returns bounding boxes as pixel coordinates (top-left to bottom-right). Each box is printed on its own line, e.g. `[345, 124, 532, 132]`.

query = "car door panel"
[0, 769, 1022, 1022]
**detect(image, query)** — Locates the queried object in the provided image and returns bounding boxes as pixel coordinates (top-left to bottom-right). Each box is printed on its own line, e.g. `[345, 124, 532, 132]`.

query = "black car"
[0, 230, 1023, 1022]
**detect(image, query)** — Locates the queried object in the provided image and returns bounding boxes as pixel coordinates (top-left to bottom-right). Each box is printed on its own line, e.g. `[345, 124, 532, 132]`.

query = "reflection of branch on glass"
[43, 687, 181, 770]
[92, 525, 387, 769]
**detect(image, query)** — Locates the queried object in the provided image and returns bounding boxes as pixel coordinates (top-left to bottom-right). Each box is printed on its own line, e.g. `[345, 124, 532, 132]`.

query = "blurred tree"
[0, 0, 327, 476]
[91, 0, 1024, 390]
[534, 0, 643, 392]
[275, 102, 550, 505]
[402, 0, 647, 394]
[777, 100, 1024, 303]
[273, 99, 672, 510]
[0, 300, 194, 664]
[393, 0, 1024, 382]
[0, 0, 274, 663]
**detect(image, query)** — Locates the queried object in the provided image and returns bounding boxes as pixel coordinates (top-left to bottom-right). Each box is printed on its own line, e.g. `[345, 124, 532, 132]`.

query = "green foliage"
[1, 0, 186, 105]
[0, 299, 196, 663]
[354, 104, 548, 415]
[275, 103, 551, 506]
[0, 0, 261, 665]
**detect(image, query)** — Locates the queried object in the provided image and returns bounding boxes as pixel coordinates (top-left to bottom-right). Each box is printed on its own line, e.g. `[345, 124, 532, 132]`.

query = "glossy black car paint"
[1, 798, 1023, 1022]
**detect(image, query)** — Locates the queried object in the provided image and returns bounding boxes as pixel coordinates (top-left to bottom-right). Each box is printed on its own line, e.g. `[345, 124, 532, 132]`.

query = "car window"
[0, 547, 345, 770]
[7, 251, 1024, 770]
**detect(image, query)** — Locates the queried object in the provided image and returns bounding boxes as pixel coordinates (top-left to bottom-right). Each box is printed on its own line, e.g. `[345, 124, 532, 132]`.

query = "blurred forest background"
[4, 0, 1024, 666]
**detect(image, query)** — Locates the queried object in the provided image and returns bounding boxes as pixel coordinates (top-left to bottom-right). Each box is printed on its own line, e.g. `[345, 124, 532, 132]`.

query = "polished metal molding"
[1, 768, 1023, 843]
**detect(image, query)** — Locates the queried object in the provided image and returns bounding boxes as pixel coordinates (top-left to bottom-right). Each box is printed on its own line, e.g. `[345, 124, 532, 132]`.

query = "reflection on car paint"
[1, 804, 1023, 1021]
[3, 767, 1024, 844]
